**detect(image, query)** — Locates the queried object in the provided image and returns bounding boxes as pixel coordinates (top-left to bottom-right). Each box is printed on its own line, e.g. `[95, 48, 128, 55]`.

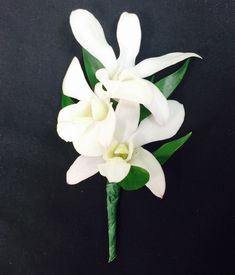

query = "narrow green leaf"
[82, 48, 103, 89]
[117, 166, 150, 191]
[111, 99, 118, 110]
[139, 105, 151, 122]
[155, 59, 190, 98]
[140, 59, 190, 122]
[61, 94, 74, 108]
[153, 132, 192, 165]
[150, 74, 156, 83]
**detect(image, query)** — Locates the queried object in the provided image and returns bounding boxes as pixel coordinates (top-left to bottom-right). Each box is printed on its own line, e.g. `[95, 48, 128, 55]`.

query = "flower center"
[113, 143, 129, 160]
[104, 141, 134, 162]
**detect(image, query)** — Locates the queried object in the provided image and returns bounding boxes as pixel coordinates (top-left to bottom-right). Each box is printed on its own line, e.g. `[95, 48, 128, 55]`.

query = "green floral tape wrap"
[106, 183, 121, 262]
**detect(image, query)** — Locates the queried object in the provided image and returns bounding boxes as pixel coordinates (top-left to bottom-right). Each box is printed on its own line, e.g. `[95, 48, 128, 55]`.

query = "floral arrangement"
[57, 9, 201, 262]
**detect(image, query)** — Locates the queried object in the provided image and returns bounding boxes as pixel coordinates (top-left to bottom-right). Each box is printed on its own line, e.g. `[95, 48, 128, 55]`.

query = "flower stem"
[106, 182, 121, 262]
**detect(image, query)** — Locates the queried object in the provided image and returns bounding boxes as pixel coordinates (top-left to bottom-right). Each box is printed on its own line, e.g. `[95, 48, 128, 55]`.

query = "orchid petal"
[133, 52, 202, 78]
[117, 12, 141, 68]
[98, 158, 131, 182]
[91, 96, 109, 121]
[133, 100, 185, 147]
[57, 121, 91, 143]
[57, 102, 93, 142]
[70, 9, 117, 70]
[73, 123, 104, 157]
[62, 57, 93, 101]
[105, 79, 169, 125]
[130, 147, 165, 198]
[98, 104, 116, 147]
[94, 82, 110, 101]
[115, 100, 140, 142]
[105, 78, 153, 106]
[95, 68, 110, 83]
[67, 155, 102, 185]
[142, 80, 169, 125]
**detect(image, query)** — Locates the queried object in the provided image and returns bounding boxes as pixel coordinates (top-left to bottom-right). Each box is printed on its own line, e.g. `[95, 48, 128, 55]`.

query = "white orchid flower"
[70, 9, 201, 124]
[57, 57, 116, 157]
[66, 99, 185, 198]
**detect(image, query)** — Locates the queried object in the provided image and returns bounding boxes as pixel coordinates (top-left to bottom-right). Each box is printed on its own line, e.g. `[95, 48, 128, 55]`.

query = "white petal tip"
[70, 9, 89, 17]
[70, 9, 82, 24]
[150, 189, 165, 199]
[156, 191, 165, 199]
[66, 171, 78, 185]
[66, 178, 77, 185]
[146, 183, 166, 198]
[121, 11, 138, 18]
[191, 53, 203, 59]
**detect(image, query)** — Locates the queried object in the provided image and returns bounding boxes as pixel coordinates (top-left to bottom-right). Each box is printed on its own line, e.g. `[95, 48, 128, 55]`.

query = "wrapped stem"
[106, 182, 121, 262]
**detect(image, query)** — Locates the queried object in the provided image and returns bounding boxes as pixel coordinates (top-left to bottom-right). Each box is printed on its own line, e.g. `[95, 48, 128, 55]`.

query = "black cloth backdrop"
[0, 0, 234, 274]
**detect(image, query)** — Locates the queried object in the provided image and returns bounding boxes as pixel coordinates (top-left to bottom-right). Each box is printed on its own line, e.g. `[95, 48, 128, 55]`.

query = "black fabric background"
[0, 1, 234, 274]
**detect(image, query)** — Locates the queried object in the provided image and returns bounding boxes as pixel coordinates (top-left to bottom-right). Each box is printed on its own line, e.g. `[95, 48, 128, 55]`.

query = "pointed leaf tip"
[153, 132, 192, 165]
[61, 94, 74, 108]
[155, 59, 190, 98]
[140, 59, 190, 122]
[82, 48, 104, 89]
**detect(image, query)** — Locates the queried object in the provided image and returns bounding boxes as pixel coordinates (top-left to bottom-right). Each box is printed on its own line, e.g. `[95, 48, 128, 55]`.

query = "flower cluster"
[57, 9, 201, 198]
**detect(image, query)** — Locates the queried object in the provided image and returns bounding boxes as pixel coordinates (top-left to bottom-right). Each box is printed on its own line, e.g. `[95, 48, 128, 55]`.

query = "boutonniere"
[57, 9, 201, 262]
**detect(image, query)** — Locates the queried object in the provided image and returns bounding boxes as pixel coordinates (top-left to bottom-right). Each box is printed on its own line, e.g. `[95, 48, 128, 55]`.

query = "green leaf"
[150, 74, 156, 83]
[82, 48, 104, 89]
[153, 132, 192, 165]
[140, 59, 190, 122]
[139, 105, 151, 122]
[117, 166, 150, 191]
[155, 59, 190, 98]
[111, 99, 118, 110]
[61, 94, 74, 108]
